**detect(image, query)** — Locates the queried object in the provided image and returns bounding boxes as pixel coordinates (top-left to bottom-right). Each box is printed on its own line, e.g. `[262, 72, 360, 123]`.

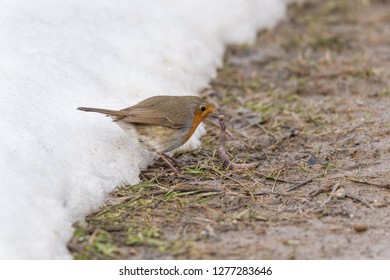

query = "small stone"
[283, 239, 300, 246]
[353, 223, 368, 233]
[334, 188, 346, 198]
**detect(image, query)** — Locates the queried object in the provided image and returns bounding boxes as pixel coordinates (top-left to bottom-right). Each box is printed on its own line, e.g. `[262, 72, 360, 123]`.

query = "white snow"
[0, 0, 290, 259]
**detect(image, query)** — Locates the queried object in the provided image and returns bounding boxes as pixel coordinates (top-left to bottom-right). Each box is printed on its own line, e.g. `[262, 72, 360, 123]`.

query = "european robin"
[78, 95, 218, 173]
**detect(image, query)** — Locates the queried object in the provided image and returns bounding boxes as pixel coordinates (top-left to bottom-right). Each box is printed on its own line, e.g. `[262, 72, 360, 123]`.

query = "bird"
[78, 95, 218, 173]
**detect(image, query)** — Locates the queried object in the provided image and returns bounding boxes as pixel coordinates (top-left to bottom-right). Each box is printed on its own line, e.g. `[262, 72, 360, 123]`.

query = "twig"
[287, 174, 322, 192]
[263, 139, 282, 151]
[311, 67, 363, 79]
[271, 169, 283, 193]
[255, 123, 278, 140]
[345, 194, 374, 209]
[345, 177, 390, 189]
[212, 168, 248, 189]
[319, 183, 341, 207]
[308, 182, 334, 197]
[246, 182, 257, 202]
[117, 185, 227, 202]
[267, 177, 298, 184]
[217, 115, 258, 170]
[253, 191, 282, 196]
[311, 121, 372, 140]
[336, 122, 370, 141]
[256, 172, 299, 184]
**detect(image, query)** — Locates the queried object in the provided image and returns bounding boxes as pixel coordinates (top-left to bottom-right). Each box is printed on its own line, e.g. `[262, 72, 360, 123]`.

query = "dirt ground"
[68, 0, 390, 259]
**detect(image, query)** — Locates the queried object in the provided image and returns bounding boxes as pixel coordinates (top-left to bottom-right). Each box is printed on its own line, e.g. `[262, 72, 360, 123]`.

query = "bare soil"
[68, 0, 390, 259]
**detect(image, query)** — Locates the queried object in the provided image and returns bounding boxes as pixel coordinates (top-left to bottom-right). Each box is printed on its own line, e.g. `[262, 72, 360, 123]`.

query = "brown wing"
[119, 107, 187, 129]
[80, 96, 197, 129]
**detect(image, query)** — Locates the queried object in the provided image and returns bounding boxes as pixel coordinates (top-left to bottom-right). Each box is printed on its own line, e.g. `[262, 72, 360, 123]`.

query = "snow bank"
[0, 0, 290, 259]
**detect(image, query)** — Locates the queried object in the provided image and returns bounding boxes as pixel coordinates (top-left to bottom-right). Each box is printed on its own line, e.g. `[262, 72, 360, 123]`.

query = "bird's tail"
[77, 107, 126, 117]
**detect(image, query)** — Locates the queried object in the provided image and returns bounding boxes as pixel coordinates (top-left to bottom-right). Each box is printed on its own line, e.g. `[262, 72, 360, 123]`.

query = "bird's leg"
[156, 152, 180, 174]
[160, 152, 183, 165]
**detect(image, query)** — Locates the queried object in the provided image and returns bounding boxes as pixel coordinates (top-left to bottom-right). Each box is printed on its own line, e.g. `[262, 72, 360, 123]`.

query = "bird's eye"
[200, 105, 207, 112]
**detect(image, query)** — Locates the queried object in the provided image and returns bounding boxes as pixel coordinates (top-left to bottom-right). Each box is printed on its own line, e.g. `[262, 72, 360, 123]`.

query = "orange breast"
[181, 113, 204, 145]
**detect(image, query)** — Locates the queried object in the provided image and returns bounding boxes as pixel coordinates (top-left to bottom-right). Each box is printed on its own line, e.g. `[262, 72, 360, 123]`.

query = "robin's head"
[178, 96, 218, 144]
[194, 101, 216, 119]
[184, 96, 218, 121]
